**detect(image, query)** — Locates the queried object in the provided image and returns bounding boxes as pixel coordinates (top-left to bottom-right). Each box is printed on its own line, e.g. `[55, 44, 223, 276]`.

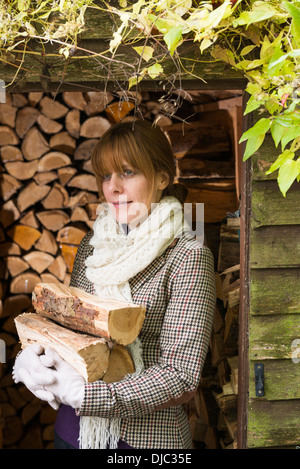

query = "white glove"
[12, 344, 59, 409]
[40, 348, 85, 409]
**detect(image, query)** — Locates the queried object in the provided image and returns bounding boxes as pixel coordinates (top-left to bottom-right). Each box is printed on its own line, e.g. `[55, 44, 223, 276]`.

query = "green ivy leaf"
[133, 46, 154, 62]
[240, 117, 271, 161]
[266, 149, 295, 174]
[239, 117, 271, 143]
[281, 125, 300, 150]
[147, 63, 163, 79]
[163, 25, 183, 56]
[270, 121, 286, 148]
[242, 133, 266, 161]
[244, 94, 262, 115]
[278, 158, 300, 196]
[283, 1, 300, 46]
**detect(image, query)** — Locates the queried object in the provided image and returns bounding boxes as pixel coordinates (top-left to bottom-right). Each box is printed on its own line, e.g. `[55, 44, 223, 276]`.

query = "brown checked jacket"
[71, 230, 216, 449]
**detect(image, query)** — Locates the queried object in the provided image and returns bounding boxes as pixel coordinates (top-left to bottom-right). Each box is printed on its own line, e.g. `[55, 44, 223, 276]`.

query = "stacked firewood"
[185, 215, 240, 449]
[0, 89, 240, 448]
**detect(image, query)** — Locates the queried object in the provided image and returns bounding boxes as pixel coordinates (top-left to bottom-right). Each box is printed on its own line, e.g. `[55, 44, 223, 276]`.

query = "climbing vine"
[0, 0, 300, 196]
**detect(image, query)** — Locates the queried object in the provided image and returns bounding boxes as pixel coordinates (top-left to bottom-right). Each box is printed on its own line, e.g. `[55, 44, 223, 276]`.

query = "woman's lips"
[112, 201, 133, 207]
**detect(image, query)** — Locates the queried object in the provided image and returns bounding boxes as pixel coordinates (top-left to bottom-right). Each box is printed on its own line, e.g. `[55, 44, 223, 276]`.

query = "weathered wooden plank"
[247, 399, 300, 448]
[251, 181, 300, 228]
[0, 37, 246, 93]
[249, 314, 300, 360]
[250, 225, 300, 269]
[250, 269, 300, 315]
[249, 359, 300, 400]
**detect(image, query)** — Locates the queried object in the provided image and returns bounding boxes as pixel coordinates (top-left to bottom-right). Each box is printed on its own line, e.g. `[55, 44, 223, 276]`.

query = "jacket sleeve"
[76, 245, 216, 419]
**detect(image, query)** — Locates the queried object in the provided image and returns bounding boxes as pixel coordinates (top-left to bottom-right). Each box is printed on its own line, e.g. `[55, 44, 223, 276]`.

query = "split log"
[35, 229, 58, 255]
[5, 256, 29, 277]
[0, 174, 21, 201]
[34, 171, 58, 186]
[49, 132, 76, 155]
[102, 344, 134, 383]
[36, 210, 70, 232]
[62, 91, 87, 111]
[28, 92, 43, 107]
[32, 282, 146, 345]
[10, 272, 41, 294]
[7, 225, 41, 250]
[23, 251, 55, 274]
[0, 145, 23, 163]
[21, 127, 49, 161]
[84, 91, 114, 116]
[56, 226, 87, 245]
[20, 210, 39, 229]
[47, 255, 67, 281]
[58, 167, 77, 185]
[0, 200, 20, 228]
[59, 244, 78, 273]
[15, 313, 110, 383]
[41, 183, 69, 210]
[79, 116, 111, 138]
[37, 151, 71, 172]
[37, 114, 63, 135]
[17, 181, 50, 212]
[65, 109, 81, 138]
[39, 96, 68, 120]
[74, 139, 98, 160]
[0, 126, 19, 145]
[15, 107, 40, 138]
[0, 104, 17, 127]
[5, 160, 38, 181]
[67, 174, 98, 192]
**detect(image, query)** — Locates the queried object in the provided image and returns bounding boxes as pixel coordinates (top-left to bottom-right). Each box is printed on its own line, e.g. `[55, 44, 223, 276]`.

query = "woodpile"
[185, 215, 240, 449]
[0, 89, 241, 448]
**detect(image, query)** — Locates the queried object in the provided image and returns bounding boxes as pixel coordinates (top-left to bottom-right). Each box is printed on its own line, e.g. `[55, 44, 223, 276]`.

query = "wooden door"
[238, 111, 300, 448]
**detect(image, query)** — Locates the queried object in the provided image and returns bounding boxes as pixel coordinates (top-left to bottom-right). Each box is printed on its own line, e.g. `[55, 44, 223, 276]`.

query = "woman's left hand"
[41, 348, 85, 409]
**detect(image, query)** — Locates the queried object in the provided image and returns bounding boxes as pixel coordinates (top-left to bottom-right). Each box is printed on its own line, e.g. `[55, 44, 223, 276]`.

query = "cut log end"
[14, 313, 110, 383]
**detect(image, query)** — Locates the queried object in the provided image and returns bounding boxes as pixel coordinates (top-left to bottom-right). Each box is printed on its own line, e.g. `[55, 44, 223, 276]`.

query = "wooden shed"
[0, 6, 299, 450]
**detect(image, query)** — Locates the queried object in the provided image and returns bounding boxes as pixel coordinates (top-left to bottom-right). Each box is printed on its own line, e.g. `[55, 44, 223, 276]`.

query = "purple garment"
[55, 405, 132, 449]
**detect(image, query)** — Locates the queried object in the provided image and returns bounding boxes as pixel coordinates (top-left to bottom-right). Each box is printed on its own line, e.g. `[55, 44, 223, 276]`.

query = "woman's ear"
[157, 171, 169, 191]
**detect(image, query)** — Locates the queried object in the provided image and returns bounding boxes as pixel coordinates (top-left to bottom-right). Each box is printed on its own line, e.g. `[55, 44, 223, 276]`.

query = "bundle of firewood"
[15, 282, 146, 383]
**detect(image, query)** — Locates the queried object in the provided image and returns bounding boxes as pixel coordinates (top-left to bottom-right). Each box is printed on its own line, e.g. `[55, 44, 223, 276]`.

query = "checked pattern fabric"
[70, 231, 216, 449]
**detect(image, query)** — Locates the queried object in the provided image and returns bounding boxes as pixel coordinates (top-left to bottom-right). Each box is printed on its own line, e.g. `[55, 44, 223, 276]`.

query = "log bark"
[15, 313, 110, 382]
[32, 282, 146, 345]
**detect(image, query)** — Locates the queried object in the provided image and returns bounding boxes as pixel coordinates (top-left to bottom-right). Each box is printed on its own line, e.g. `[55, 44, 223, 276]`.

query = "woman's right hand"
[12, 343, 60, 409]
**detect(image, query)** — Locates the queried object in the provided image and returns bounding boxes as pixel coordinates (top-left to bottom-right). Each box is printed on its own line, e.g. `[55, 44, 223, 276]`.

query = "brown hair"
[91, 119, 187, 204]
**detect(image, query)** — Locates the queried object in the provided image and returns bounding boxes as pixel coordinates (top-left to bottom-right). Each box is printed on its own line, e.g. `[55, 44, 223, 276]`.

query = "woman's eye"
[102, 174, 111, 181]
[123, 169, 134, 177]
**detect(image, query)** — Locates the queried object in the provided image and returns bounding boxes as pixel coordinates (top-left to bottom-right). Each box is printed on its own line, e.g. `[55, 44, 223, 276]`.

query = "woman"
[13, 120, 216, 449]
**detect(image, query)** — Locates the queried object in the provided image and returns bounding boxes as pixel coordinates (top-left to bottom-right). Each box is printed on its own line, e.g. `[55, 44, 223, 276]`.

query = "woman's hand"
[12, 344, 59, 409]
[41, 348, 85, 409]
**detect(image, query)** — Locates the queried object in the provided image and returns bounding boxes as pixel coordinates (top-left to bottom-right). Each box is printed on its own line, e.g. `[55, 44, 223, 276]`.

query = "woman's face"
[102, 162, 168, 226]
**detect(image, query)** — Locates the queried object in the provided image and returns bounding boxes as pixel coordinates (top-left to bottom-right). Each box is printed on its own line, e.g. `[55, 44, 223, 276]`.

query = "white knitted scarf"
[79, 196, 190, 449]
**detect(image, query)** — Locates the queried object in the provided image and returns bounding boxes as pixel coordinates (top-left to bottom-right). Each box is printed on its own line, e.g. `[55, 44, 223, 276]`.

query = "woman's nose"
[108, 173, 123, 193]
